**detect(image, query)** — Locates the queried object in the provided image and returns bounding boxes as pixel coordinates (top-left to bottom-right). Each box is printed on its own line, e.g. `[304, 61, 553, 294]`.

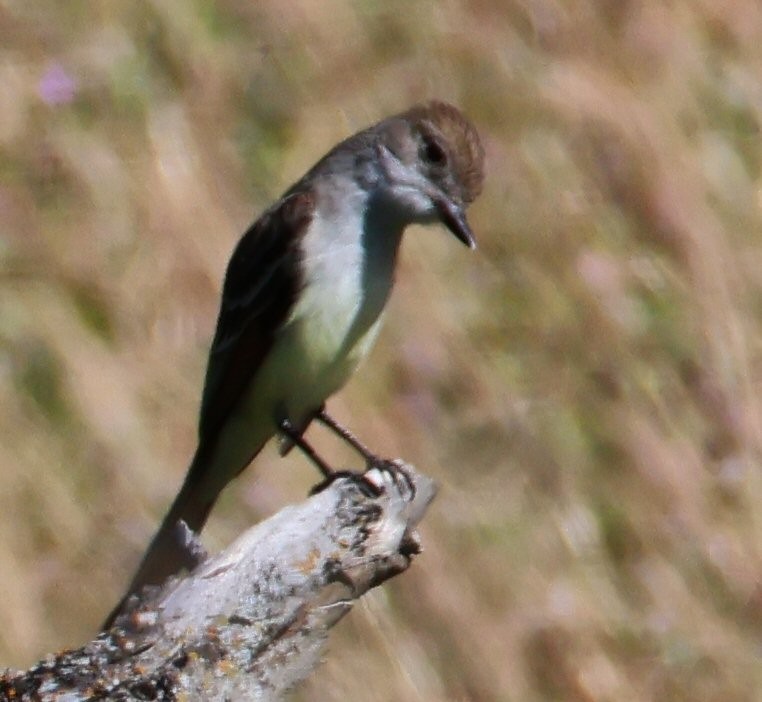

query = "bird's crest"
[404, 101, 485, 204]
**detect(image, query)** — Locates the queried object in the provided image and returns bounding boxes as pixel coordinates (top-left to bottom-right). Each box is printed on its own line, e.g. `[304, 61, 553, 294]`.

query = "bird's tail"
[101, 447, 224, 629]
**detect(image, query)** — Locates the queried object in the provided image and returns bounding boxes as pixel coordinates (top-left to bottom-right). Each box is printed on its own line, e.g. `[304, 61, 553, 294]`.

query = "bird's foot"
[364, 457, 417, 500]
[309, 459, 416, 501]
[309, 469, 382, 498]
[284, 409, 416, 499]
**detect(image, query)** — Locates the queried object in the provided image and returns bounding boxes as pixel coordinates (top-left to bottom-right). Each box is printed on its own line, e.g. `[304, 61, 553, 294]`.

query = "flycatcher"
[105, 100, 484, 625]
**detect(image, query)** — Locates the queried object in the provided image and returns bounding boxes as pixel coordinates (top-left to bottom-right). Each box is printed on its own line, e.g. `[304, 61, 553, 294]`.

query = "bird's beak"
[435, 196, 477, 250]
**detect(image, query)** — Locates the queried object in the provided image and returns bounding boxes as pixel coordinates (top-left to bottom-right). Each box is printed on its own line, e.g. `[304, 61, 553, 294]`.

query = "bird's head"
[376, 101, 485, 248]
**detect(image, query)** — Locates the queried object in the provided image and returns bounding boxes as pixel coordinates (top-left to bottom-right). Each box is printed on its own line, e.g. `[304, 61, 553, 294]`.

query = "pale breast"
[274, 195, 401, 420]
[234, 175, 405, 432]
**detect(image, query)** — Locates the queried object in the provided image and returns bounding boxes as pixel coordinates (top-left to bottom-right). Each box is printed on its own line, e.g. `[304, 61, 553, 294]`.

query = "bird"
[104, 100, 484, 627]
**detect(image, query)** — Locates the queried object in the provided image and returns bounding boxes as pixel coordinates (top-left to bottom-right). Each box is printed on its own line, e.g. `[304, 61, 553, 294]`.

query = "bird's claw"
[308, 460, 416, 501]
[365, 458, 417, 500]
[309, 469, 383, 498]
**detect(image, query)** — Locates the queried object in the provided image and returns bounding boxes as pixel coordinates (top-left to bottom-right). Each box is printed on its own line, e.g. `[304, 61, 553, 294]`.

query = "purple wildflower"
[39, 62, 77, 106]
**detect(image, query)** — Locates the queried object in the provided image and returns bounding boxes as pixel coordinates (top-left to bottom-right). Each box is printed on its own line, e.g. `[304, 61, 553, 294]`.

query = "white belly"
[259, 226, 393, 423]
[207, 204, 401, 479]
[259, 296, 384, 424]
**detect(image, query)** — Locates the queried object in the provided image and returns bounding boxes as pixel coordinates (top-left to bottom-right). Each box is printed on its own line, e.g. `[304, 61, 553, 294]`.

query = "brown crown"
[404, 100, 485, 204]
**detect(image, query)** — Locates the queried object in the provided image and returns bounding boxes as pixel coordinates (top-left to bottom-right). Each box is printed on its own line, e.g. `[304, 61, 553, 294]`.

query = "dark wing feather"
[197, 190, 313, 445]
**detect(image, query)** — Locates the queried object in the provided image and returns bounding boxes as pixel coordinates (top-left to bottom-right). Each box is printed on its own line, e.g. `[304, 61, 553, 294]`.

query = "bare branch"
[0, 463, 436, 701]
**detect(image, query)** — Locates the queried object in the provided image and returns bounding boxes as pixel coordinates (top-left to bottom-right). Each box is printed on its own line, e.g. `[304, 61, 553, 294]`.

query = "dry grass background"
[1, 0, 762, 699]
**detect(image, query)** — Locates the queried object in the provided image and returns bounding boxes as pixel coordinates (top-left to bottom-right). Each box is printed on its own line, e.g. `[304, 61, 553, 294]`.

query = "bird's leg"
[316, 406, 415, 497]
[278, 417, 333, 478]
[315, 407, 380, 465]
[280, 412, 411, 498]
[277, 413, 380, 497]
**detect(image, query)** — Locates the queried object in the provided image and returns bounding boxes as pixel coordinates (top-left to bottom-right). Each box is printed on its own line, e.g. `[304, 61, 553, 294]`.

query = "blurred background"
[1, 0, 762, 699]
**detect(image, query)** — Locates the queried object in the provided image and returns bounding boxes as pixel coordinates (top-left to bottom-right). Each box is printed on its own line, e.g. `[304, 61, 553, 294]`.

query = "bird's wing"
[197, 189, 314, 445]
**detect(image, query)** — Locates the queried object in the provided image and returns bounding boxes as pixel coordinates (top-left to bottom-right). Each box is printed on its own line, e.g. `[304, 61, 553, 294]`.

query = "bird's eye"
[422, 139, 447, 165]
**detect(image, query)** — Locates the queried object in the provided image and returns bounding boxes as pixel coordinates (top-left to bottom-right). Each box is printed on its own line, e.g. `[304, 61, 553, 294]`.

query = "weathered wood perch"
[0, 462, 435, 701]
